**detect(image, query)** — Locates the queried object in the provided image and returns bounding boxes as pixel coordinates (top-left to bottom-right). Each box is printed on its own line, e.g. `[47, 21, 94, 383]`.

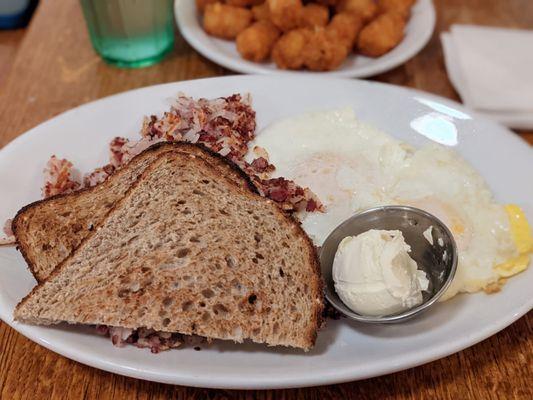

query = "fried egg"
[247, 109, 532, 300]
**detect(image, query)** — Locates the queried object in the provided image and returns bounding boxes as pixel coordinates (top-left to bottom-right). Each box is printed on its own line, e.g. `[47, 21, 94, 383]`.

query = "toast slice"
[14, 150, 324, 350]
[12, 142, 253, 283]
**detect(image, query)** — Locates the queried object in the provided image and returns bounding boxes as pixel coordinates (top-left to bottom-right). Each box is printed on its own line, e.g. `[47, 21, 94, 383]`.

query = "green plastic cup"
[80, 0, 175, 68]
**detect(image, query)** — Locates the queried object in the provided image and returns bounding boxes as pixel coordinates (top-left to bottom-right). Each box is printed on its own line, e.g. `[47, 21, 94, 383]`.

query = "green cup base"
[99, 41, 173, 69]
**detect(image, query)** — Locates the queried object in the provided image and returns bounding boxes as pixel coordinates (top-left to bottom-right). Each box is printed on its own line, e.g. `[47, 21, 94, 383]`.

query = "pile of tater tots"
[197, 0, 415, 71]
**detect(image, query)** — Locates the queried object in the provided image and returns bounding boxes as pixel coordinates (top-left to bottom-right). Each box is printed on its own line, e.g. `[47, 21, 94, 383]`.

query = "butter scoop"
[333, 230, 429, 317]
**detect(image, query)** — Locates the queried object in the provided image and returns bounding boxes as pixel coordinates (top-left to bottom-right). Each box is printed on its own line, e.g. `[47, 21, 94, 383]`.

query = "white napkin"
[441, 25, 533, 129]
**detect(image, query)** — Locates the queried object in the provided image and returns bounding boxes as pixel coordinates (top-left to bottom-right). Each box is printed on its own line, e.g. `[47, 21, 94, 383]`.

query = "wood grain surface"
[0, 0, 532, 399]
[0, 28, 25, 88]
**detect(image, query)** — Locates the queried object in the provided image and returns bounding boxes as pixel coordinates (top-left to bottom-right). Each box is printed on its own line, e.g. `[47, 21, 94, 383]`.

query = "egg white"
[248, 109, 518, 300]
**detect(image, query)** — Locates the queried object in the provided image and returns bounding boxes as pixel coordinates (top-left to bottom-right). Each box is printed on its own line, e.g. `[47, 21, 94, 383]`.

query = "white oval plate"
[175, 0, 436, 78]
[0, 76, 532, 389]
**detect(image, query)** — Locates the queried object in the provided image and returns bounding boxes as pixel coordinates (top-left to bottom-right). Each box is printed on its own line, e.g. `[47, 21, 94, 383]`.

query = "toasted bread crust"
[299, 234, 324, 345]
[12, 141, 257, 283]
[15, 146, 324, 349]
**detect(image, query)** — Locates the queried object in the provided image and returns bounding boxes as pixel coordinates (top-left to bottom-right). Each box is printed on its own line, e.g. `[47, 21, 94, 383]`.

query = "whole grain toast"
[14, 150, 324, 350]
[12, 142, 253, 283]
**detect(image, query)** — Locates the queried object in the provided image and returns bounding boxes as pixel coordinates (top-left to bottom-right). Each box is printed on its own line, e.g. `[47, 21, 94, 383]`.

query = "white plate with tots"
[176, 0, 436, 77]
[0, 75, 532, 389]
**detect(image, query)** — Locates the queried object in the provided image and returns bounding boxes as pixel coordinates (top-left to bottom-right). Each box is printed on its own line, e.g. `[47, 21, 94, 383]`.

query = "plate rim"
[0, 75, 532, 389]
[4, 286, 531, 389]
[175, 0, 437, 78]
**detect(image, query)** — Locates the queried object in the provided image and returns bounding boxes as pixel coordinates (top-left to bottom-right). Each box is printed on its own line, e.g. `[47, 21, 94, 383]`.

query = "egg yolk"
[493, 205, 533, 278]
[398, 197, 472, 251]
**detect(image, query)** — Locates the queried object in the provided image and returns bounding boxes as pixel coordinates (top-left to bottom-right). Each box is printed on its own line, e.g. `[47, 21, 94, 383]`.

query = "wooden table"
[0, 0, 532, 398]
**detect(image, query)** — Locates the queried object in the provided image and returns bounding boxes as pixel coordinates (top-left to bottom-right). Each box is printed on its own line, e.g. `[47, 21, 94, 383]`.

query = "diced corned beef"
[3, 218, 13, 237]
[108, 326, 133, 347]
[0, 218, 16, 246]
[198, 132, 217, 143]
[132, 328, 184, 353]
[83, 164, 114, 187]
[109, 137, 128, 168]
[95, 325, 109, 335]
[109, 136, 164, 170]
[250, 157, 270, 172]
[42, 155, 81, 198]
[306, 198, 318, 212]
[253, 176, 324, 213]
[268, 188, 290, 202]
[97, 325, 204, 353]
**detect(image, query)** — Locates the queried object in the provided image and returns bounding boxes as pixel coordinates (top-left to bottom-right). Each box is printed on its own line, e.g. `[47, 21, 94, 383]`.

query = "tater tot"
[236, 21, 280, 62]
[252, 2, 270, 21]
[196, 0, 218, 14]
[377, 0, 415, 18]
[336, 0, 378, 23]
[203, 3, 253, 39]
[303, 28, 349, 71]
[226, 0, 265, 6]
[357, 12, 406, 57]
[267, 0, 303, 32]
[327, 12, 363, 50]
[272, 28, 310, 69]
[315, 0, 340, 6]
[299, 4, 330, 28]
